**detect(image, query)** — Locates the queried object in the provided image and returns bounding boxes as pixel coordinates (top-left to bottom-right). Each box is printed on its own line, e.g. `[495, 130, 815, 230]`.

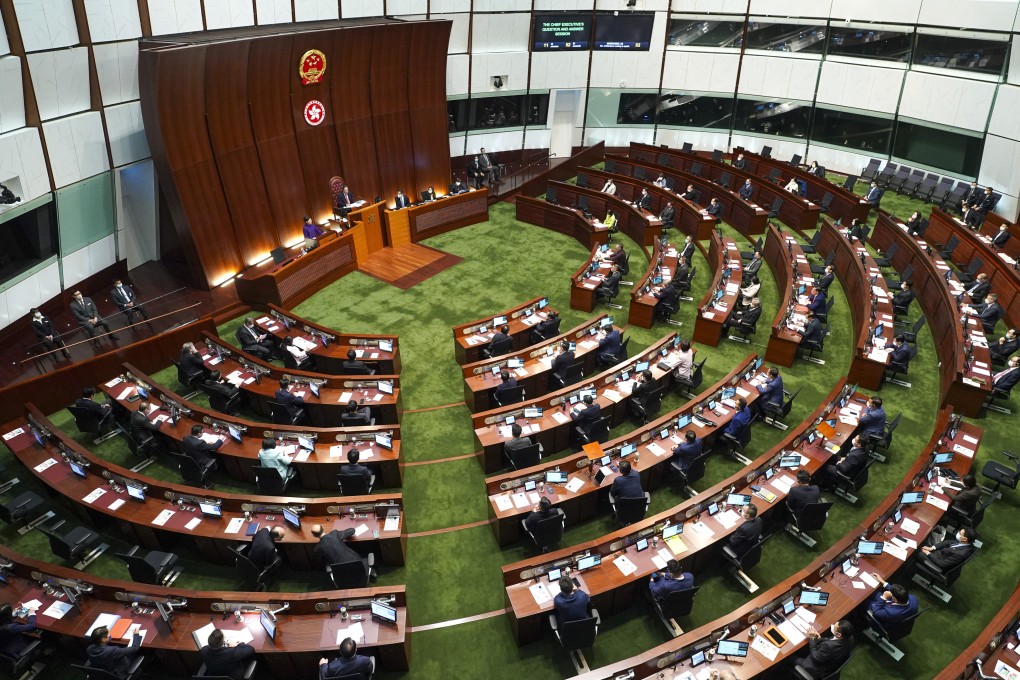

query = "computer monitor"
[662, 524, 682, 539]
[620, 443, 637, 458]
[797, 284, 806, 295]
[874, 323, 884, 337]
[676, 414, 691, 429]
[726, 494, 751, 506]
[714, 289, 724, 302]
[576, 554, 601, 571]
[379, 340, 393, 353]
[707, 502, 719, 515]
[798, 591, 829, 606]
[568, 342, 577, 352]
[635, 361, 650, 372]
[31, 428, 45, 448]
[259, 609, 276, 641]
[717, 640, 749, 657]
[932, 451, 954, 465]
[753, 356, 764, 370]
[538, 298, 549, 309]
[619, 371, 630, 382]
[856, 540, 884, 555]
[228, 426, 243, 444]
[634, 538, 649, 552]
[659, 428, 670, 440]
[524, 407, 543, 419]
[507, 358, 524, 369]
[546, 471, 568, 484]
[491, 365, 501, 376]
[721, 387, 736, 400]
[779, 455, 801, 469]
[504, 415, 516, 426]
[524, 480, 537, 492]
[707, 400, 717, 411]
[600, 316, 614, 328]
[371, 601, 398, 624]
[283, 507, 301, 530]
[375, 433, 393, 450]
[69, 461, 87, 478]
[378, 380, 394, 395]
[309, 382, 320, 399]
[690, 650, 706, 667]
[782, 598, 796, 615]
[136, 386, 148, 399]
[652, 275, 662, 285]
[900, 491, 924, 504]
[593, 468, 607, 486]
[493, 315, 507, 326]
[297, 436, 315, 451]
[198, 502, 222, 518]
[126, 485, 145, 502]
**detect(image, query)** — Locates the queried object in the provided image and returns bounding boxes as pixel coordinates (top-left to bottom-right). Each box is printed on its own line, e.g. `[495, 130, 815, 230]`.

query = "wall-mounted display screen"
[594, 12, 654, 50]
[533, 13, 591, 51]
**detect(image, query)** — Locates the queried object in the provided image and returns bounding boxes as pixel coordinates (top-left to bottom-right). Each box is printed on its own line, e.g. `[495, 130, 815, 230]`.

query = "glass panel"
[733, 98, 811, 138]
[914, 32, 1008, 76]
[447, 100, 468, 133]
[667, 18, 744, 48]
[525, 93, 551, 126]
[811, 107, 892, 154]
[56, 173, 115, 257]
[0, 200, 58, 288]
[617, 93, 658, 125]
[893, 121, 983, 177]
[656, 93, 734, 130]
[827, 25, 912, 62]
[468, 95, 527, 131]
[586, 89, 659, 127]
[744, 22, 826, 53]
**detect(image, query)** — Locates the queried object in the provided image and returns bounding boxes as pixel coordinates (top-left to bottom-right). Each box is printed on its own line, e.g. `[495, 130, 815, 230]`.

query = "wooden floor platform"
[358, 244, 463, 290]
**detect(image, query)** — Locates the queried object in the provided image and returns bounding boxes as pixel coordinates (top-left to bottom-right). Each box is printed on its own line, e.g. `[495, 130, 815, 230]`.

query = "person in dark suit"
[799, 310, 824, 346]
[596, 326, 622, 365]
[808, 160, 825, 177]
[674, 257, 690, 288]
[815, 265, 834, 292]
[0, 602, 39, 659]
[634, 189, 652, 210]
[743, 251, 763, 283]
[341, 400, 371, 426]
[627, 370, 655, 420]
[705, 197, 723, 221]
[524, 496, 555, 534]
[341, 449, 372, 485]
[420, 186, 437, 202]
[892, 281, 915, 310]
[989, 329, 1019, 364]
[966, 293, 1005, 333]
[30, 308, 70, 358]
[199, 628, 256, 680]
[818, 435, 869, 489]
[487, 324, 512, 357]
[679, 235, 695, 263]
[755, 367, 784, 414]
[960, 181, 981, 209]
[962, 204, 984, 229]
[671, 430, 702, 472]
[183, 424, 222, 470]
[179, 342, 210, 379]
[865, 181, 883, 209]
[722, 297, 761, 333]
[531, 310, 560, 343]
[787, 470, 820, 515]
[889, 335, 911, 370]
[129, 401, 162, 442]
[602, 243, 626, 266]
[947, 474, 981, 516]
[467, 156, 485, 188]
[553, 576, 590, 624]
[86, 626, 142, 678]
[310, 524, 361, 569]
[649, 559, 694, 600]
[659, 201, 675, 229]
[111, 279, 148, 324]
[70, 290, 118, 348]
[236, 318, 275, 360]
[964, 273, 991, 303]
[806, 286, 826, 315]
[505, 423, 535, 457]
[249, 526, 284, 571]
[724, 398, 752, 438]
[978, 186, 996, 214]
[679, 184, 697, 202]
[796, 620, 854, 679]
[859, 397, 886, 437]
[342, 349, 371, 374]
[204, 370, 240, 404]
[653, 281, 679, 319]
[727, 503, 761, 557]
[319, 638, 373, 680]
[393, 190, 411, 209]
[992, 224, 1011, 248]
[738, 179, 753, 200]
[570, 394, 601, 434]
[905, 211, 924, 236]
[993, 356, 1020, 391]
[494, 371, 518, 401]
[866, 578, 918, 628]
[732, 153, 747, 171]
[274, 379, 306, 422]
[448, 178, 468, 195]
[551, 341, 575, 380]
[75, 386, 113, 425]
[479, 148, 497, 186]
[335, 185, 355, 218]
[920, 528, 977, 571]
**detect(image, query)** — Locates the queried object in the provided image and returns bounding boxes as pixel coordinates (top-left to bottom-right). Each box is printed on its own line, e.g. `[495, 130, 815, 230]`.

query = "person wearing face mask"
[69, 290, 118, 348]
[919, 527, 977, 571]
[30, 308, 71, 359]
[796, 620, 854, 678]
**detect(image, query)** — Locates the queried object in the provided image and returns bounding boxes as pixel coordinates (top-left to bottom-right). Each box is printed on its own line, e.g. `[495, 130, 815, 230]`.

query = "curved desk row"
[472, 333, 681, 474]
[99, 365, 403, 490]
[515, 196, 611, 251]
[572, 408, 979, 678]
[693, 233, 744, 347]
[547, 181, 662, 248]
[570, 244, 616, 313]
[933, 582, 1020, 680]
[629, 238, 682, 329]
[503, 381, 866, 645]
[452, 296, 555, 365]
[764, 224, 814, 366]
[10, 407, 405, 568]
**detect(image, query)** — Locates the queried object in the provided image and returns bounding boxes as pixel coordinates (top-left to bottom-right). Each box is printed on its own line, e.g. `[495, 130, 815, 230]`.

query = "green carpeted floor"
[8, 174, 1018, 680]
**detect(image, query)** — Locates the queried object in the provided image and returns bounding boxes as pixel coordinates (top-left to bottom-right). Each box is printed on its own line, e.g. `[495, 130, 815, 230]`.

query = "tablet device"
[798, 590, 829, 606]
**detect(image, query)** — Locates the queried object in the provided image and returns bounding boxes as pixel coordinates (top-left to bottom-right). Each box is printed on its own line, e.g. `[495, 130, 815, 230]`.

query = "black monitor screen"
[259, 609, 276, 641]
[533, 13, 592, 51]
[594, 12, 655, 50]
[283, 508, 301, 530]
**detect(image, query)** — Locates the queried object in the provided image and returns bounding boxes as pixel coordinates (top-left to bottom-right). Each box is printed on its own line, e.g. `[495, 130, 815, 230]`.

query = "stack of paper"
[494, 495, 513, 512]
[529, 583, 552, 605]
[613, 555, 637, 576]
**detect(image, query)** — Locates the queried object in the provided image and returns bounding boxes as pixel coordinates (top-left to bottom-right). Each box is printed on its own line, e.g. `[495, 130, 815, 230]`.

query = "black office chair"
[341, 411, 374, 427]
[717, 413, 755, 462]
[520, 509, 565, 553]
[492, 385, 525, 407]
[321, 657, 376, 680]
[833, 457, 876, 504]
[912, 550, 976, 603]
[767, 198, 783, 218]
[784, 500, 833, 548]
[670, 452, 709, 495]
[902, 315, 927, 345]
[597, 337, 629, 367]
[816, 297, 835, 325]
[819, 192, 834, 213]
[809, 251, 835, 276]
[193, 659, 257, 680]
[884, 346, 918, 388]
[800, 230, 822, 255]
[860, 159, 881, 182]
[652, 586, 700, 638]
[655, 299, 680, 325]
[282, 351, 314, 371]
[629, 387, 662, 425]
[199, 384, 242, 416]
[722, 532, 772, 592]
[595, 278, 622, 310]
[169, 452, 214, 488]
[862, 607, 928, 660]
[43, 519, 105, 568]
[793, 648, 855, 680]
[572, 415, 611, 449]
[123, 425, 163, 460]
[66, 403, 119, 445]
[0, 491, 49, 534]
[549, 610, 601, 675]
[530, 317, 561, 343]
[171, 357, 204, 396]
[609, 493, 650, 525]
[866, 413, 901, 462]
[253, 465, 292, 495]
[955, 257, 983, 284]
[73, 657, 145, 680]
[343, 363, 376, 376]
[768, 168, 781, 184]
[338, 472, 376, 495]
[269, 400, 305, 425]
[327, 554, 376, 588]
[232, 543, 281, 592]
[937, 235, 959, 261]
[761, 387, 800, 430]
[798, 325, 827, 365]
[872, 242, 898, 268]
[482, 336, 513, 359]
[981, 450, 1020, 496]
[550, 362, 584, 390]
[116, 545, 181, 586]
[505, 443, 542, 470]
[0, 640, 44, 680]
[726, 317, 757, 344]
[740, 237, 763, 261]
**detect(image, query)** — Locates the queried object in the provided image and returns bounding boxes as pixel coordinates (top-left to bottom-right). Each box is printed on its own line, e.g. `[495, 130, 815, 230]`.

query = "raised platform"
[358, 244, 462, 290]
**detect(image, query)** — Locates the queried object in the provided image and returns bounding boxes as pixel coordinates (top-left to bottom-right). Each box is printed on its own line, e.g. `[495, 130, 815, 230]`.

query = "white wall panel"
[988, 84, 1020, 141]
[43, 112, 111, 188]
[0, 128, 51, 201]
[749, 0, 831, 16]
[7, 271, 45, 321]
[449, 136, 466, 158]
[530, 53, 590, 90]
[37, 261, 61, 302]
[829, 0, 921, 22]
[920, 0, 1018, 31]
[88, 234, 117, 276]
[105, 102, 149, 167]
[473, 0, 530, 10]
[0, 291, 8, 330]
[93, 41, 139, 106]
[738, 54, 818, 101]
[255, 0, 292, 24]
[899, 71, 994, 132]
[585, 127, 654, 148]
[432, 0, 470, 12]
[596, 0, 668, 9]
[294, 0, 339, 21]
[446, 55, 469, 96]
[469, 52, 528, 93]
[0, 57, 25, 133]
[84, 0, 143, 43]
[662, 51, 739, 93]
[148, 0, 204, 35]
[590, 49, 666, 89]
[978, 135, 1020, 207]
[471, 13, 530, 53]
[438, 14, 469, 54]
[14, 0, 78, 52]
[340, 0, 384, 19]
[60, 246, 91, 290]
[0, 18, 9, 56]
[466, 131, 524, 154]
[815, 61, 902, 114]
[203, 0, 255, 29]
[387, 0, 427, 14]
[116, 160, 158, 269]
[535, 0, 593, 8]
[523, 128, 551, 150]
[28, 48, 91, 121]
[674, 0, 748, 11]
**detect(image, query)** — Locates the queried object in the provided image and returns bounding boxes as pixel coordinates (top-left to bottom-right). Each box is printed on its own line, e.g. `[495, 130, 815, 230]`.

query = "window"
[733, 99, 811, 138]
[616, 93, 658, 125]
[827, 25, 912, 62]
[656, 94, 734, 130]
[914, 32, 1008, 76]
[743, 22, 826, 54]
[666, 19, 744, 48]
[893, 121, 983, 177]
[0, 200, 58, 288]
[811, 107, 892, 154]
[468, 95, 525, 131]
[447, 100, 468, 133]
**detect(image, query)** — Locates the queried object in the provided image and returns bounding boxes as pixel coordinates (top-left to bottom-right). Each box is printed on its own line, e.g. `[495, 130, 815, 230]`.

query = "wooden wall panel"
[370, 24, 417, 203]
[330, 27, 380, 204]
[408, 23, 454, 197]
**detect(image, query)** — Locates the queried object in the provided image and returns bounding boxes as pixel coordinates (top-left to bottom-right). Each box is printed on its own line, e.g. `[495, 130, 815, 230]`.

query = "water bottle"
[748, 625, 758, 639]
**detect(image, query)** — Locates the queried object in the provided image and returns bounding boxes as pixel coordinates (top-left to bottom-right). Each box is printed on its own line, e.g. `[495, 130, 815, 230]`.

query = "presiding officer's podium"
[384, 188, 489, 245]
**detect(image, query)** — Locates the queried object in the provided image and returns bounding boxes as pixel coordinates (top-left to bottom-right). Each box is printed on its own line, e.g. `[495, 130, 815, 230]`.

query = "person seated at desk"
[199, 628, 256, 680]
[674, 256, 690, 288]
[602, 209, 618, 231]
[859, 397, 886, 437]
[258, 437, 295, 481]
[467, 156, 485, 189]
[755, 367, 784, 414]
[570, 394, 601, 434]
[111, 278, 148, 324]
[865, 578, 918, 627]
[633, 188, 652, 210]
[905, 211, 924, 236]
[281, 336, 312, 369]
[738, 179, 753, 201]
[989, 329, 1019, 364]
[319, 638, 374, 680]
[343, 349, 372, 374]
[724, 398, 752, 439]
[551, 340, 575, 378]
[722, 298, 762, 334]
[993, 356, 1020, 391]
[310, 524, 360, 570]
[671, 430, 702, 472]
[525, 496, 555, 533]
[449, 178, 468, 195]
[653, 174, 667, 189]
[964, 293, 1005, 333]
[992, 224, 1011, 248]
[806, 286, 826, 315]
[274, 379, 306, 422]
[964, 273, 991, 303]
[798, 310, 824, 346]
[249, 525, 284, 571]
[421, 186, 438, 202]
[479, 148, 497, 186]
[889, 335, 911, 369]
[531, 309, 560, 343]
[808, 160, 825, 177]
[0, 602, 39, 659]
[595, 265, 622, 303]
[31, 307, 70, 359]
[554, 575, 590, 624]
[978, 186, 997, 214]
[653, 281, 680, 318]
[76, 386, 113, 424]
[732, 153, 747, 171]
[784, 177, 800, 194]
[672, 340, 694, 382]
[627, 370, 655, 420]
[204, 370, 241, 404]
[962, 204, 984, 230]
[341, 449, 372, 485]
[335, 185, 355, 219]
[601, 243, 626, 265]
[393, 189, 412, 209]
[892, 281, 915, 310]
[70, 289, 118, 348]
[236, 318, 276, 360]
[302, 215, 327, 250]
[739, 276, 760, 308]
[649, 559, 694, 600]
[679, 184, 697, 202]
[601, 178, 617, 195]
[815, 264, 835, 292]
[342, 400, 372, 426]
[947, 474, 981, 516]
[505, 422, 535, 455]
[919, 527, 977, 570]
[659, 201, 675, 229]
[180, 342, 210, 379]
[960, 181, 981, 210]
[706, 197, 723, 221]
[796, 620, 854, 679]
[727, 503, 761, 557]
[817, 435, 868, 490]
[184, 424, 222, 472]
[129, 400, 162, 442]
[680, 235, 695, 263]
[743, 251, 763, 283]
[865, 181, 883, 209]
[86, 626, 143, 678]
[494, 371, 518, 400]
[787, 470, 821, 515]
[596, 324, 622, 365]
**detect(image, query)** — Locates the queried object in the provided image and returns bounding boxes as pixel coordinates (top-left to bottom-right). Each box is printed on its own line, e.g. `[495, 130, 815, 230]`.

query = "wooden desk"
[503, 381, 867, 645]
[10, 408, 405, 567]
[570, 245, 614, 313]
[452, 296, 555, 365]
[255, 305, 401, 375]
[871, 214, 993, 417]
[764, 224, 814, 366]
[198, 334, 401, 427]
[472, 333, 681, 474]
[933, 582, 1020, 680]
[628, 239, 680, 329]
[547, 181, 662, 248]
[630, 143, 822, 232]
[99, 365, 403, 490]
[815, 219, 893, 390]
[733, 146, 871, 225]
[384, 187, 489, 243]
[693, 233, 744, 347]
[462, 314, 618, 413]
[0, 542, 409, 674]
[515, 196, 611, 251]
[570, 409, 980, 678]
[605, 153, 768, 239]
[484, 354, 755, 546]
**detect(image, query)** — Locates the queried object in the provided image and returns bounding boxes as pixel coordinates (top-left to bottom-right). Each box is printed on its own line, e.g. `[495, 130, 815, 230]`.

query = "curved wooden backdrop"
[139, 20, 452, 289]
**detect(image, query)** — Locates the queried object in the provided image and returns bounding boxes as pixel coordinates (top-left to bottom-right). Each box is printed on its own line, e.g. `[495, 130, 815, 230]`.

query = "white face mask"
[956, 532, 965, 542]
[33, 312, 42, 320]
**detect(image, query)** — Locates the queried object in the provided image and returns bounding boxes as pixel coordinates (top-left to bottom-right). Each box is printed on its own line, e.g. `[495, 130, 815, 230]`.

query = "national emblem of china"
[299, 49, 327, 85]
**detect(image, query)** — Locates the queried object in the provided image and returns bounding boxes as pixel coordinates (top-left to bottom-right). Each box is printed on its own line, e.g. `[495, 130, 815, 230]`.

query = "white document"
[42, 601, 73, 620]
[83, 488, 107, 504]
[859, 571, 880, 588]
[199, 433, 222, 445]
[751, 634, 780, 661]
[151, 509, 175, 526]
[108, 498, 126, 511]
[651, 555, 667, 570]
[602, 389, 622, 403]
[772, 476, 794, 494]
[564, 477, 585, 493]
[900, 518, 920, 535]
[494, 495, 513, 512]
[843, 564, 859, 578]
[690, 521, 714, 537]
[646, 442, 666, 457]
[552, 411, 570, 424]
[953, 444, 975, 458]
[883, 542, 908, 561]
[613, 555, 638, 576]
[85, 613, 120, 634]
[185, 517, 202, 531]
[994, 660, 1020, 680]
[529, 583, 552, 605]
[339, 392, 353, 403]
[925, 495, 950, 510]
[225, 628, 254, 646]
[34, 458, 58, 473]
[295, 449, 312, 462]
[511, 493, 530, 509]
[328, 445, 345, 458]
[224, 517, 245, 534]
[778, 619, 806, 645]
[794, 606, 817, 624]
[354, 524, 370, 537]
[852, 581, 866, 589]
[716, 509, 742, 529]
